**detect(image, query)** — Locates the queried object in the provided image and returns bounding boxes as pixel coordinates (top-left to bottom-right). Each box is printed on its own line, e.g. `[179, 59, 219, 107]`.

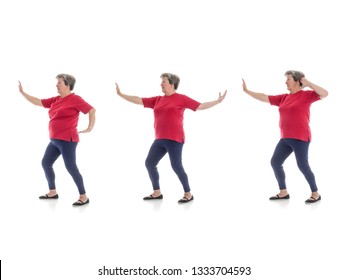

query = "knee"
[145, 158, 154, 170]
[171, 161, 184, 173]
[270, 156, 278, 168]
[41, 158, 50, 169]
[65, 162, 79, 175]
[297, 161, 310, 172]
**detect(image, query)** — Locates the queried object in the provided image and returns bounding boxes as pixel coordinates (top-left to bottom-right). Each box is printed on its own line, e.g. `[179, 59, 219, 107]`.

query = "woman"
[18, 74, 96, 206]
[116, 73, 226, 203]
[242, 70, 328, 203]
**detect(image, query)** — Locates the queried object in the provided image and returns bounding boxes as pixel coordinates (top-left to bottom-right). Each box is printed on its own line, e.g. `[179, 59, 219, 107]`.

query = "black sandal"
[143, 194, 163, 200]
[269, 194, 290, 200]
[178, 195, 194, 203]
[72, 198, 90, 206]
[305, 195, 321, 203]
[39, 194, 59, 199]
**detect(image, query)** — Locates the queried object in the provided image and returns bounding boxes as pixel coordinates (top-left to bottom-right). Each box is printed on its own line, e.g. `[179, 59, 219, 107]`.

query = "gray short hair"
[160, 73, 180, 90]
[56, 74, 76, 90]
[285, 70, 305, 87]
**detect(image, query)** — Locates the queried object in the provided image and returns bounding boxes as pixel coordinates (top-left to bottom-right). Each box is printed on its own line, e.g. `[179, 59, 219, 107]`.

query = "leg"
[165, 140, 193, 202]
[288, 139, 320, 201]
[41, 141, 61, 196]
[144, 140, 167, 197]
[165, 140, 190, 193]
[54, 140, 89, 204]
[270, 139, 293, 198]
[53, 140, 89, 206]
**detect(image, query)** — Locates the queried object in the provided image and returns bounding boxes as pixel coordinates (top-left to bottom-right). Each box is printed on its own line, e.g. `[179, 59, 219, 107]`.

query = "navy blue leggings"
[41, 139, 86, 195]
[145, 139, 191, 192]
[270, 138, 318, 192]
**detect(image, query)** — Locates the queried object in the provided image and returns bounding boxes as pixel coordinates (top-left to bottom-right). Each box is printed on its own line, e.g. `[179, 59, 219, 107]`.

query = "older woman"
[116, 73, 226, 203]
[18, 74, 96, 206]
[242, 70, 328, 203]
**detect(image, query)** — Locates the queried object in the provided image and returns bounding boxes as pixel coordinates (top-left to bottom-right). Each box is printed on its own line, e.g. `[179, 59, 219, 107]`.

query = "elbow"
[321, 90, 329, 99]
[196, 104, 204, 110]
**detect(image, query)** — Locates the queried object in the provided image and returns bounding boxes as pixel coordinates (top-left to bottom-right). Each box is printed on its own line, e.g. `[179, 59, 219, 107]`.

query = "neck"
[164, 90, 175, 96]
[60, 91, 72, 98]
[289, 87, 301, 94]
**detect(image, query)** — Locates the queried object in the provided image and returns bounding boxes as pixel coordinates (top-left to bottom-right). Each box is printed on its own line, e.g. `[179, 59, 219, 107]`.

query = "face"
[285, 74, 299, 93]
[160, 76, 175, 94]
[56, 78, 70, 95]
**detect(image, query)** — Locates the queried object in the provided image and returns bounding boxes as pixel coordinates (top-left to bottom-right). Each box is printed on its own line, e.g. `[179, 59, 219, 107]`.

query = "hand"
[300, 77, 310, 88]
[18, 81, 24, 94]
[115, 83, 122, 96]
[242, 79, 248, 92]
[78, 128, 92, 133]
[218, 90, 227, 103]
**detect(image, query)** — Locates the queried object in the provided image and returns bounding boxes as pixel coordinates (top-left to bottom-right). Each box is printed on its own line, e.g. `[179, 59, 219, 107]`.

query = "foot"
[72, 195, 89, 206]
[305, 193, 321, 203]
[39, 191, 58, 199]
[269, 190, 289, 200]
[143, 190, 162, 200]
[143, 194, 163, 200]
[178, 192, 193, 203]
[178, 195, 194, 203]
[72, 198, 90, 206]
[269, 193, 290, 200]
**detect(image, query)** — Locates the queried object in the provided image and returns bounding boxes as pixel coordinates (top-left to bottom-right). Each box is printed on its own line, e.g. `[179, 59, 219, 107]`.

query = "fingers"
[115, 82, 121, 94]
[18, 81, 23, 92]
[220, 90, 227, 97]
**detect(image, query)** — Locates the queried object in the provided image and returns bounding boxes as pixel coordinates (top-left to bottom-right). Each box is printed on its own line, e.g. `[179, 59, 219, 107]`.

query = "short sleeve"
[142, 96, 161, 109]
[268, 94, 288, 106]
[73, 95, 94, 114]
[41, 96, 59, 108]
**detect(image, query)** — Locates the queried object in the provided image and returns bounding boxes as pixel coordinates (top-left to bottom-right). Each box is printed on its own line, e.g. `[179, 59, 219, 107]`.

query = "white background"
[1, 0, 346, 279]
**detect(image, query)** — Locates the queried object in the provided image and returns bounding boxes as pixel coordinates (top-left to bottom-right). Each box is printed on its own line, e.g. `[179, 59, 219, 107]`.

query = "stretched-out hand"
[218, 90, 227, 103]
[18, 81, 25, 94]
[115, 83, 122, 96]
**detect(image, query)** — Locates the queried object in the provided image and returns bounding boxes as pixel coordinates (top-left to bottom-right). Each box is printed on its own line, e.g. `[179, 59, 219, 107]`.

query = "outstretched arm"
[18, 81, 43, 106]
[242, 79, 269, 103]
[115, 83, 143, 105]
[301, 78, 328, 99]
[79, 108, 96, 133]
[197, 90, 227, 110]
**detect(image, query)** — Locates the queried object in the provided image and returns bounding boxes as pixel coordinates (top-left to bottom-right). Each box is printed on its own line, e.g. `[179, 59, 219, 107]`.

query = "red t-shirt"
[41, 93, 94, 142]
[268, 90, 320, 141]
[142, 93, 201, 143]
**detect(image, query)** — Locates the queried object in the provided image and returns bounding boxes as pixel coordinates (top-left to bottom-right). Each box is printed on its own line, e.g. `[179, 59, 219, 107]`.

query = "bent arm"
[301, 78, 329, 99]
[79, 108, 96, 133]
[115, 83, 143, 105]
[242, 79, 269, 103]
[18, 81, 43, 106]
[197, 90, 227, 110]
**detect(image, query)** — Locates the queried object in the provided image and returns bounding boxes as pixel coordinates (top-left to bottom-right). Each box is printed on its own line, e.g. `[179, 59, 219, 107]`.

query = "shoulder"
[42, 95, 60, 103]
[174, 93, 195, 100]
[299, 90, 320, 99]
[69, 93, 88, 102]
[70, 93, 82, 99]
[143, 95, 161, 101]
